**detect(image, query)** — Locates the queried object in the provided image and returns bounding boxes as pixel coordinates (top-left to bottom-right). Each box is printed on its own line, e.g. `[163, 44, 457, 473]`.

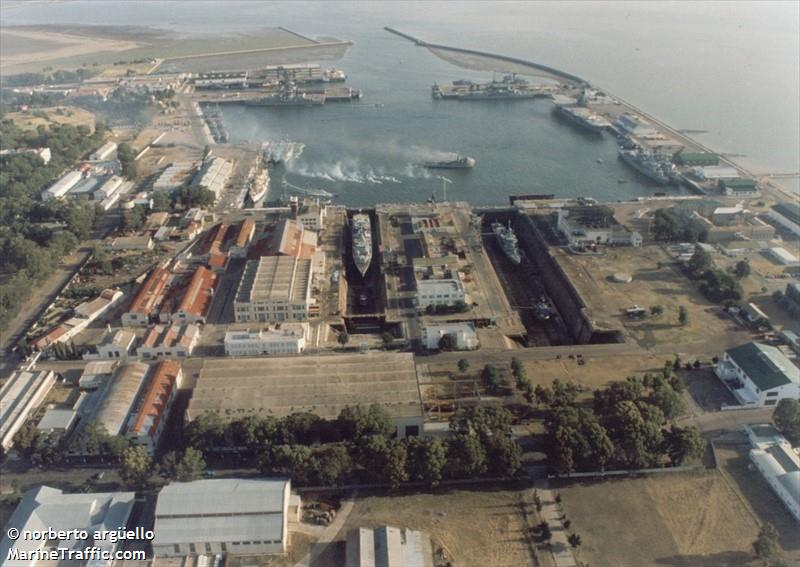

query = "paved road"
[527, 470, 578, 567]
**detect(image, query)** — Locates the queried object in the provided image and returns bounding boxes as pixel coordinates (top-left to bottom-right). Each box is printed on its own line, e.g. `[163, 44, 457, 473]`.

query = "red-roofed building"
[138, 324, 200, 358]
[262, 219, 317, 260]
[230, 218, 256, 258]
[171, 266, 217, 324]
[127, 360, 183, 454]
[31, 325, 68, 351]
[207, 251, 229, 273]
[123, 267, 172, 327]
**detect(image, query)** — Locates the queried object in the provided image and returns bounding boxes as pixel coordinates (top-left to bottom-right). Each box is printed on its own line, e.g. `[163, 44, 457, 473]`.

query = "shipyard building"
[187, 353, 424, 438]
[234, 256, 315, 322]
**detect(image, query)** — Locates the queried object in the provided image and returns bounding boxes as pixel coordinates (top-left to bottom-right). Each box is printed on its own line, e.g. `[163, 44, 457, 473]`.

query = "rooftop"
[154, 478, 289, 546]
[264, 218, 317, 259]
[236, 256, 312, 304]
[726, 342, 800, 390]
[176, 266, 217, 317]
[128, 267, 172, 316]
[129, 360, 181, 437]
[187, 353, 423, 421]
[93, 362, 150, 436]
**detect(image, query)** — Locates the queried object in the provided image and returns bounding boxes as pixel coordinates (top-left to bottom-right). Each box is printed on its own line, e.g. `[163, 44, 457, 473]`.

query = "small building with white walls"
[715, 342, 800, 407]
[153, 478, 298, 557]
[224, 323, 308, 356]
[421, 322, 479, 350]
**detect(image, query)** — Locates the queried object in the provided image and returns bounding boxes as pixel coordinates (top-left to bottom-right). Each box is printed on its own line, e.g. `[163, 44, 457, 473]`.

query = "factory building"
[192, 156, 233, 198]
[0, 146, 51, 164]
[41, 170, 83, 201]
[187, 353, 425, 438]
[346, 526, 434, 567]
[262, 218, 318, 259]
[0, 486, 135, 566]
[153, 478, 298, 557]
[138, 324, 200, 359]
[234, 256, 314, 323]
[193, 71, 249, 89]
[0, 369, 56, 451]
[93, 361, 150, 436]
[421, 322, 479, 351]
[223, 323, 308, 356]
[742, 425, 800, 522]
[127, 360, 182, 454]
[766, 203, 800, 237]
[171, 266, 217, 325]
[78, 360, 118, 389]
[557, 206, 642, 248]
[122, 267, 172, 326]
[673, 151, 719, 167]
[415, 273, 466, 309]
[90, 140, 118, 161]
[93, 175, 124, 200]
[715, 342, 800, 407]
[153, 162, 196, 193]
[106, 235, 155, 251]
[230, 218, 256, 257]
[293, 196, 327, 231]
[31, 288, 124, 351]
[95, 329, 137, 359]
[720, 178, 759, 197]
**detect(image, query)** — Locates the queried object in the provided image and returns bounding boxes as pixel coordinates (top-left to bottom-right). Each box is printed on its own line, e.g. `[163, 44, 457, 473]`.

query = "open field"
[0, 28, 142, 73]
[4, 106, 96, 131]
[314, 486, 544, 567]
[714, 443, 800, 560]
[552, 245, 753, 351]
[556, 472, 761, 566]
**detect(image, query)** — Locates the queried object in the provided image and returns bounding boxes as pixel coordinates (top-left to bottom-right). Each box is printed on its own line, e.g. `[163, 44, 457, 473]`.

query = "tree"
[264, 444, 314, 485]
[359, 436, 408, 488]
[151, 191, 172, 213]
[650, 304, 664, 316]
[733, 259, 751, 279]
[485, 435, 521, 478]
[381, 331, 394, 347]
[663, 425, 704, 465]
[405, 437, 446, 486]
[482, 364, 500, 393]
[173, 448, 206, 482]
[184, 412, 226, 453]
[568, 533, 582, 548]
[753, 523, 780, 560]
[539, 521, 552, 542]
[649, 382, 686, 420]
[119, 446, 152, 489]
[337, 404, 393, 439]
[311, 443, 352, 486]
[773, 399, 800, 444]
[117, 143, 138, 180]
[122, 204, 146, 231]
[457, 358, 470, 373]
[688, 245, 712, 276]
[678, 305, 689, 326]
[445, 434, 487, 479]
[438, 333, 455, 351]
[337, 331, 349, 346]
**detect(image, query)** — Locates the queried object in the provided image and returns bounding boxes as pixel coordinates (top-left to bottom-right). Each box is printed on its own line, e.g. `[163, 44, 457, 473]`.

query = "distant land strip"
[383, 26, 587, 85]
[160, 39, 353, 63]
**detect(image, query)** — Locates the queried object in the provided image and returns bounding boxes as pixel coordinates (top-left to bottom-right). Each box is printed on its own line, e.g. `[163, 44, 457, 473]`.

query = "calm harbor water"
[3, 1, 798, 205]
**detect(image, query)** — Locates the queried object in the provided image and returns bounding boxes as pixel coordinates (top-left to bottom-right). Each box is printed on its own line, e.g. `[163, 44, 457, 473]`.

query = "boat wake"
[289, 159, 404, 185]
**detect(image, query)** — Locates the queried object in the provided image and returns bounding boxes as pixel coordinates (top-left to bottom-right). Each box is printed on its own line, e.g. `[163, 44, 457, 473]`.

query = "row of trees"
[652, 208, 707, 243]
[119, 447, 207, 489]
[183, 405, 521, 488]
[541, 370, 703, 474]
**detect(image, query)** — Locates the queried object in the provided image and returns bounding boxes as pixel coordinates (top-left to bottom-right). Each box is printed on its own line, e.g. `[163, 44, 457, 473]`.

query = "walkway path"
[294, 491, 356, 567]
[528, 467, 578, 567]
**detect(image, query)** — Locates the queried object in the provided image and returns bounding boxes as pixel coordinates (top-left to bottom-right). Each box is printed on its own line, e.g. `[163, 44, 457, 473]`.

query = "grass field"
[5, 106, 95, 131]
[555, 472, 761, 566]
[315, 485, 546, 567]
[553, 245, 753, 351]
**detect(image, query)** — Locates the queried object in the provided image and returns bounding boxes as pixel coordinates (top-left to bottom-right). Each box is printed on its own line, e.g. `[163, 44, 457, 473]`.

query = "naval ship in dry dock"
[491, 221, 521, 264]
[351, 214, 373, 277]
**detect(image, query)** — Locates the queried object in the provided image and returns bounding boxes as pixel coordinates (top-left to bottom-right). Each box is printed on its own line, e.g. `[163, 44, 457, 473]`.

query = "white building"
[78, 360, 118, 389]
[234, 257, 315, 323]
[294, 197, 327, 231]
[138, 324, 200, 359]
[93, 175, 124, 200]
[153, 478, 299, 557]
[742, 424, 800, 522]
[416, 276, 466, 309]
[93, 362, 151, 436]
[0, 369, 56, 451]
[91, 141, 118, 161]
[0, 147, 51, 164]
[42, 170, 83, 201]
[192, 156, 233, 198]
[715, 342, 800, 407]
[346, 526, 433, 567]
[421, 323, 479, 351]
[557, 207, 642, 248]
[154, 162, 196, 193]
[0, 486, 135, 567]
[95, 329, 137, 359]
[224, 323, 308, 356]
[767, 247, 800, 267]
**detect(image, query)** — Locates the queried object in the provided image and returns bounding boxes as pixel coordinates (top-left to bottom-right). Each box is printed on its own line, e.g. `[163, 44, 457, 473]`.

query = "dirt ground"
[316, 486, 544, 567]
[553, 245, 753, 351]
[714, 444, 800, 561]
[556, 471, 761, 567]
[5, 106, 96, 131]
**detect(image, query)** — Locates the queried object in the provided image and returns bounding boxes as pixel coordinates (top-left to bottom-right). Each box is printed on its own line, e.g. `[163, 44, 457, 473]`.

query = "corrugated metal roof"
[94, 362, 150, 435]
[726, 342, 799, 390]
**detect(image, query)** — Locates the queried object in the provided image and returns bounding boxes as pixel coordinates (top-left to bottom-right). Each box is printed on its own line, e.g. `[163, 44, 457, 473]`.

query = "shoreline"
[384, 27, 798, 204]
